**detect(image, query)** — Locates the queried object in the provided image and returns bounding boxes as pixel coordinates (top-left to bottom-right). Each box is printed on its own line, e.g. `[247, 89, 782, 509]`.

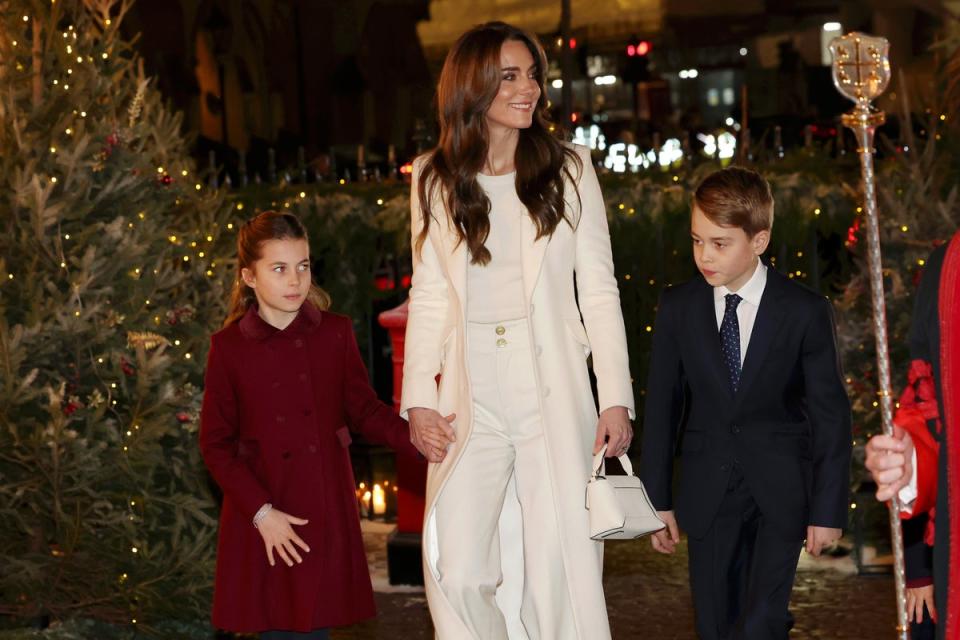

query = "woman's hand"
[906, 584, 936, 623]
[407, 408, 456, 463]
[593, 406, 633, 457]
[256, 508, 310, 567]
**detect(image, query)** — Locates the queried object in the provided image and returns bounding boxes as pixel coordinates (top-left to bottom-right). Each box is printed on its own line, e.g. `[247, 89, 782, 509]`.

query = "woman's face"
[485, 39, 541, 134]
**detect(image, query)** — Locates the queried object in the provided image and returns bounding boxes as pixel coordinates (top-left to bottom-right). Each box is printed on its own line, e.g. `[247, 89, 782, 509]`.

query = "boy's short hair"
[693, 167, 774, 237]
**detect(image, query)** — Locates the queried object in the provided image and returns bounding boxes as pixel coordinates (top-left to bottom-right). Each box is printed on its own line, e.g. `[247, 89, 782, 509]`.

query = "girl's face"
[241, 237, 311, 328]
[485, 39, 540, 135]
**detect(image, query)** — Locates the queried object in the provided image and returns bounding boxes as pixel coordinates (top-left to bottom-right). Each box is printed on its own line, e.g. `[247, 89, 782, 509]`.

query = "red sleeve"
[199, 335, 271, 518]
[341, 318, 420, 460]
[901, 410, 939, 518]
[894, 359, 940, 520]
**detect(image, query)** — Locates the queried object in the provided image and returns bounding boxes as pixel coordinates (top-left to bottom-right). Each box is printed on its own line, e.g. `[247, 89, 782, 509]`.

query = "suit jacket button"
[720, 463, 730, 472]
[731, 425, 741, 435]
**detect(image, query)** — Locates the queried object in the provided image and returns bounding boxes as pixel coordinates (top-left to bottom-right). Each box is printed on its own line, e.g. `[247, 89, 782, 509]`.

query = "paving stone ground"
[330, 524, 898, 639]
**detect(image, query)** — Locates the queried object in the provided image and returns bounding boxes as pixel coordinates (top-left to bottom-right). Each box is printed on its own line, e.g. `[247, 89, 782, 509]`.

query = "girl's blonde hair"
[223, 210, 331, 327]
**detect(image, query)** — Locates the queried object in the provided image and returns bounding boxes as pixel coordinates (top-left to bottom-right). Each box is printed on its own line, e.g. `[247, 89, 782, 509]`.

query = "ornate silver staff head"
[829, 32, 891, 105]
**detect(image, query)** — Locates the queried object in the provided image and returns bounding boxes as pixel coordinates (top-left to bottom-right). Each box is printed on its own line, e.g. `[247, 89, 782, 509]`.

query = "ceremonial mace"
[829, 33, 908, 638]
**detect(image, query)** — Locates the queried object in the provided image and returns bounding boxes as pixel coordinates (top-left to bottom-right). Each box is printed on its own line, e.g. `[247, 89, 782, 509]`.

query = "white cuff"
[897, 448, 918, 513]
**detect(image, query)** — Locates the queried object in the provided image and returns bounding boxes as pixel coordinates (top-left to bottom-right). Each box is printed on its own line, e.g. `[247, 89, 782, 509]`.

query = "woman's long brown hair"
[416, 21, 581, 264]
[223, 211, 331, 327]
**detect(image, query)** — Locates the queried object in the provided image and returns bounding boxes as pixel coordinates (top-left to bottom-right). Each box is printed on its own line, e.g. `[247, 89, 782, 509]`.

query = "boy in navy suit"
[640, 167, 851, 639]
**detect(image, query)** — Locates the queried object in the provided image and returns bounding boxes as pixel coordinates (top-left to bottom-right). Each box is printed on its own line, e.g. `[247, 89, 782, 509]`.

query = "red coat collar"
[238, 302, 323, 340]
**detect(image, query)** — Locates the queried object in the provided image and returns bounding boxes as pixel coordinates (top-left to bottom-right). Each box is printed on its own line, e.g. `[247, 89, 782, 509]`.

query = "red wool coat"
[200, 303, 417, 633]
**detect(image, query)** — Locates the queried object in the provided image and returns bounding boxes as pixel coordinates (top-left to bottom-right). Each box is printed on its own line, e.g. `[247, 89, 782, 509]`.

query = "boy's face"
[691, 204, 770, 292]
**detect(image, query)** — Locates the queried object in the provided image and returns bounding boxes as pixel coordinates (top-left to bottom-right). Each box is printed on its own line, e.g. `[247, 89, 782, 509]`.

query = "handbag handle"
[592, 443, 636, 478]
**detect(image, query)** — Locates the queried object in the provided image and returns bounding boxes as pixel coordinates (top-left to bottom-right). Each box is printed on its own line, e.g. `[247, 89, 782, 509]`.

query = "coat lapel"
[521, 213, 550, 304]
[440, 221, 468, 319]
[694, 278, 733, 399]
[735, 268, 788, 403]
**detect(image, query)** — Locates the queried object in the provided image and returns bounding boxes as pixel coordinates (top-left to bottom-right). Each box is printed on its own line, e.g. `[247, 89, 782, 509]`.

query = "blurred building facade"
[126, 0, 956, 170]
[419, 0, 955, 143]
[125, 0, 434, 175]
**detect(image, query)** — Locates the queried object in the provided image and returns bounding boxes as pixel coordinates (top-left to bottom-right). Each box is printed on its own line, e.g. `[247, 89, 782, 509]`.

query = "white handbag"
[585, 444, 665, 540]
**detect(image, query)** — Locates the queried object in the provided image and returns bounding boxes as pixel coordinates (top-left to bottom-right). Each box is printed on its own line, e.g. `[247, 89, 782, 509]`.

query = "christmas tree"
[0, 0, 232, 631]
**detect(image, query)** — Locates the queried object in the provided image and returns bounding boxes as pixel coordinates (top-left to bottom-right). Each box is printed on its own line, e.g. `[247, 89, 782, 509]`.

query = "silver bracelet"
[252, 503, 273, 529]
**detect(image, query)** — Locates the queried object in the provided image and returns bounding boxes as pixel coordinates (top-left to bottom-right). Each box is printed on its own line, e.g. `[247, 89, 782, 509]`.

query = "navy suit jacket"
[639, 267, 852, 540]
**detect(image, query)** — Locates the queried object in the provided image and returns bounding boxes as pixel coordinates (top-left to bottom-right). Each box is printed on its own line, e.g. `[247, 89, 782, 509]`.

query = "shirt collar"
[715, 260, 767, 308]
[238, 302, 323, 340]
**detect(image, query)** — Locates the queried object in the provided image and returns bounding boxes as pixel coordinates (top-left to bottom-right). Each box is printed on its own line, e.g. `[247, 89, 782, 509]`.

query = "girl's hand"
[593, 406, 633, 457]
[907, 584, 936, 623]
[407, 408, 456, 463]
[257, 508, 310, 567]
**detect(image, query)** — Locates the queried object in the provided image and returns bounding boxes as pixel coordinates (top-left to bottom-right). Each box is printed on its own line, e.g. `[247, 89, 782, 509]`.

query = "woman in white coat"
[400, 22, 636, 640]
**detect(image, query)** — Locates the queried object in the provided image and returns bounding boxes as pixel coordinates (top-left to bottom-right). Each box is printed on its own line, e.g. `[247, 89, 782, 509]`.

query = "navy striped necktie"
[720, 293, 742, 392]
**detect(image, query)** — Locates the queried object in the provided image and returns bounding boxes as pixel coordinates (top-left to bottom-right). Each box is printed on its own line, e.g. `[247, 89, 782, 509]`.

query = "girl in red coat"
[199, 211, 442, 639]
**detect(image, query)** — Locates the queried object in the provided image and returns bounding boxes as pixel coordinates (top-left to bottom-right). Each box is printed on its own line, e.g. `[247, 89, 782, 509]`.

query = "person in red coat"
[866, 231, 960, 640]
[200, 211, 446, 639]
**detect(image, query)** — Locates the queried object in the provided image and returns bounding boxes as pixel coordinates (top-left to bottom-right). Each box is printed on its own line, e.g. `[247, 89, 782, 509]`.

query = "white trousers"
[434, 318, 576, 640]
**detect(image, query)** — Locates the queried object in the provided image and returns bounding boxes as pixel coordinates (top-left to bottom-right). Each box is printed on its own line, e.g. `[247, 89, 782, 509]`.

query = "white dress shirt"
[713, 261, 768, 366]
[466, 171, 526, 323]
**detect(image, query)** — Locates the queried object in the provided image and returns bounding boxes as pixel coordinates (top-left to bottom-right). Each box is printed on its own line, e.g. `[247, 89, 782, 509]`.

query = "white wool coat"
[400, 144, 635, 639]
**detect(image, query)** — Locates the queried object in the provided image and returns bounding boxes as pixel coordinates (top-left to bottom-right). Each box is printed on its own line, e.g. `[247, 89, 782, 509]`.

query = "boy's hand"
[865, 426, 914, 501]
[651, 510, 680, 554]
[594, 406, 632, 457]
[907, 584, 936, 623]
[805, 525, 841, 556]
[407, 408, 456, 463]
[257, 508, 310, 567]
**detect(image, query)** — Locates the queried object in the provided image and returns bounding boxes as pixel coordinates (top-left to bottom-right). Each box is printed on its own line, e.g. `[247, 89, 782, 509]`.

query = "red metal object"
[378, 300, 427, 534]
